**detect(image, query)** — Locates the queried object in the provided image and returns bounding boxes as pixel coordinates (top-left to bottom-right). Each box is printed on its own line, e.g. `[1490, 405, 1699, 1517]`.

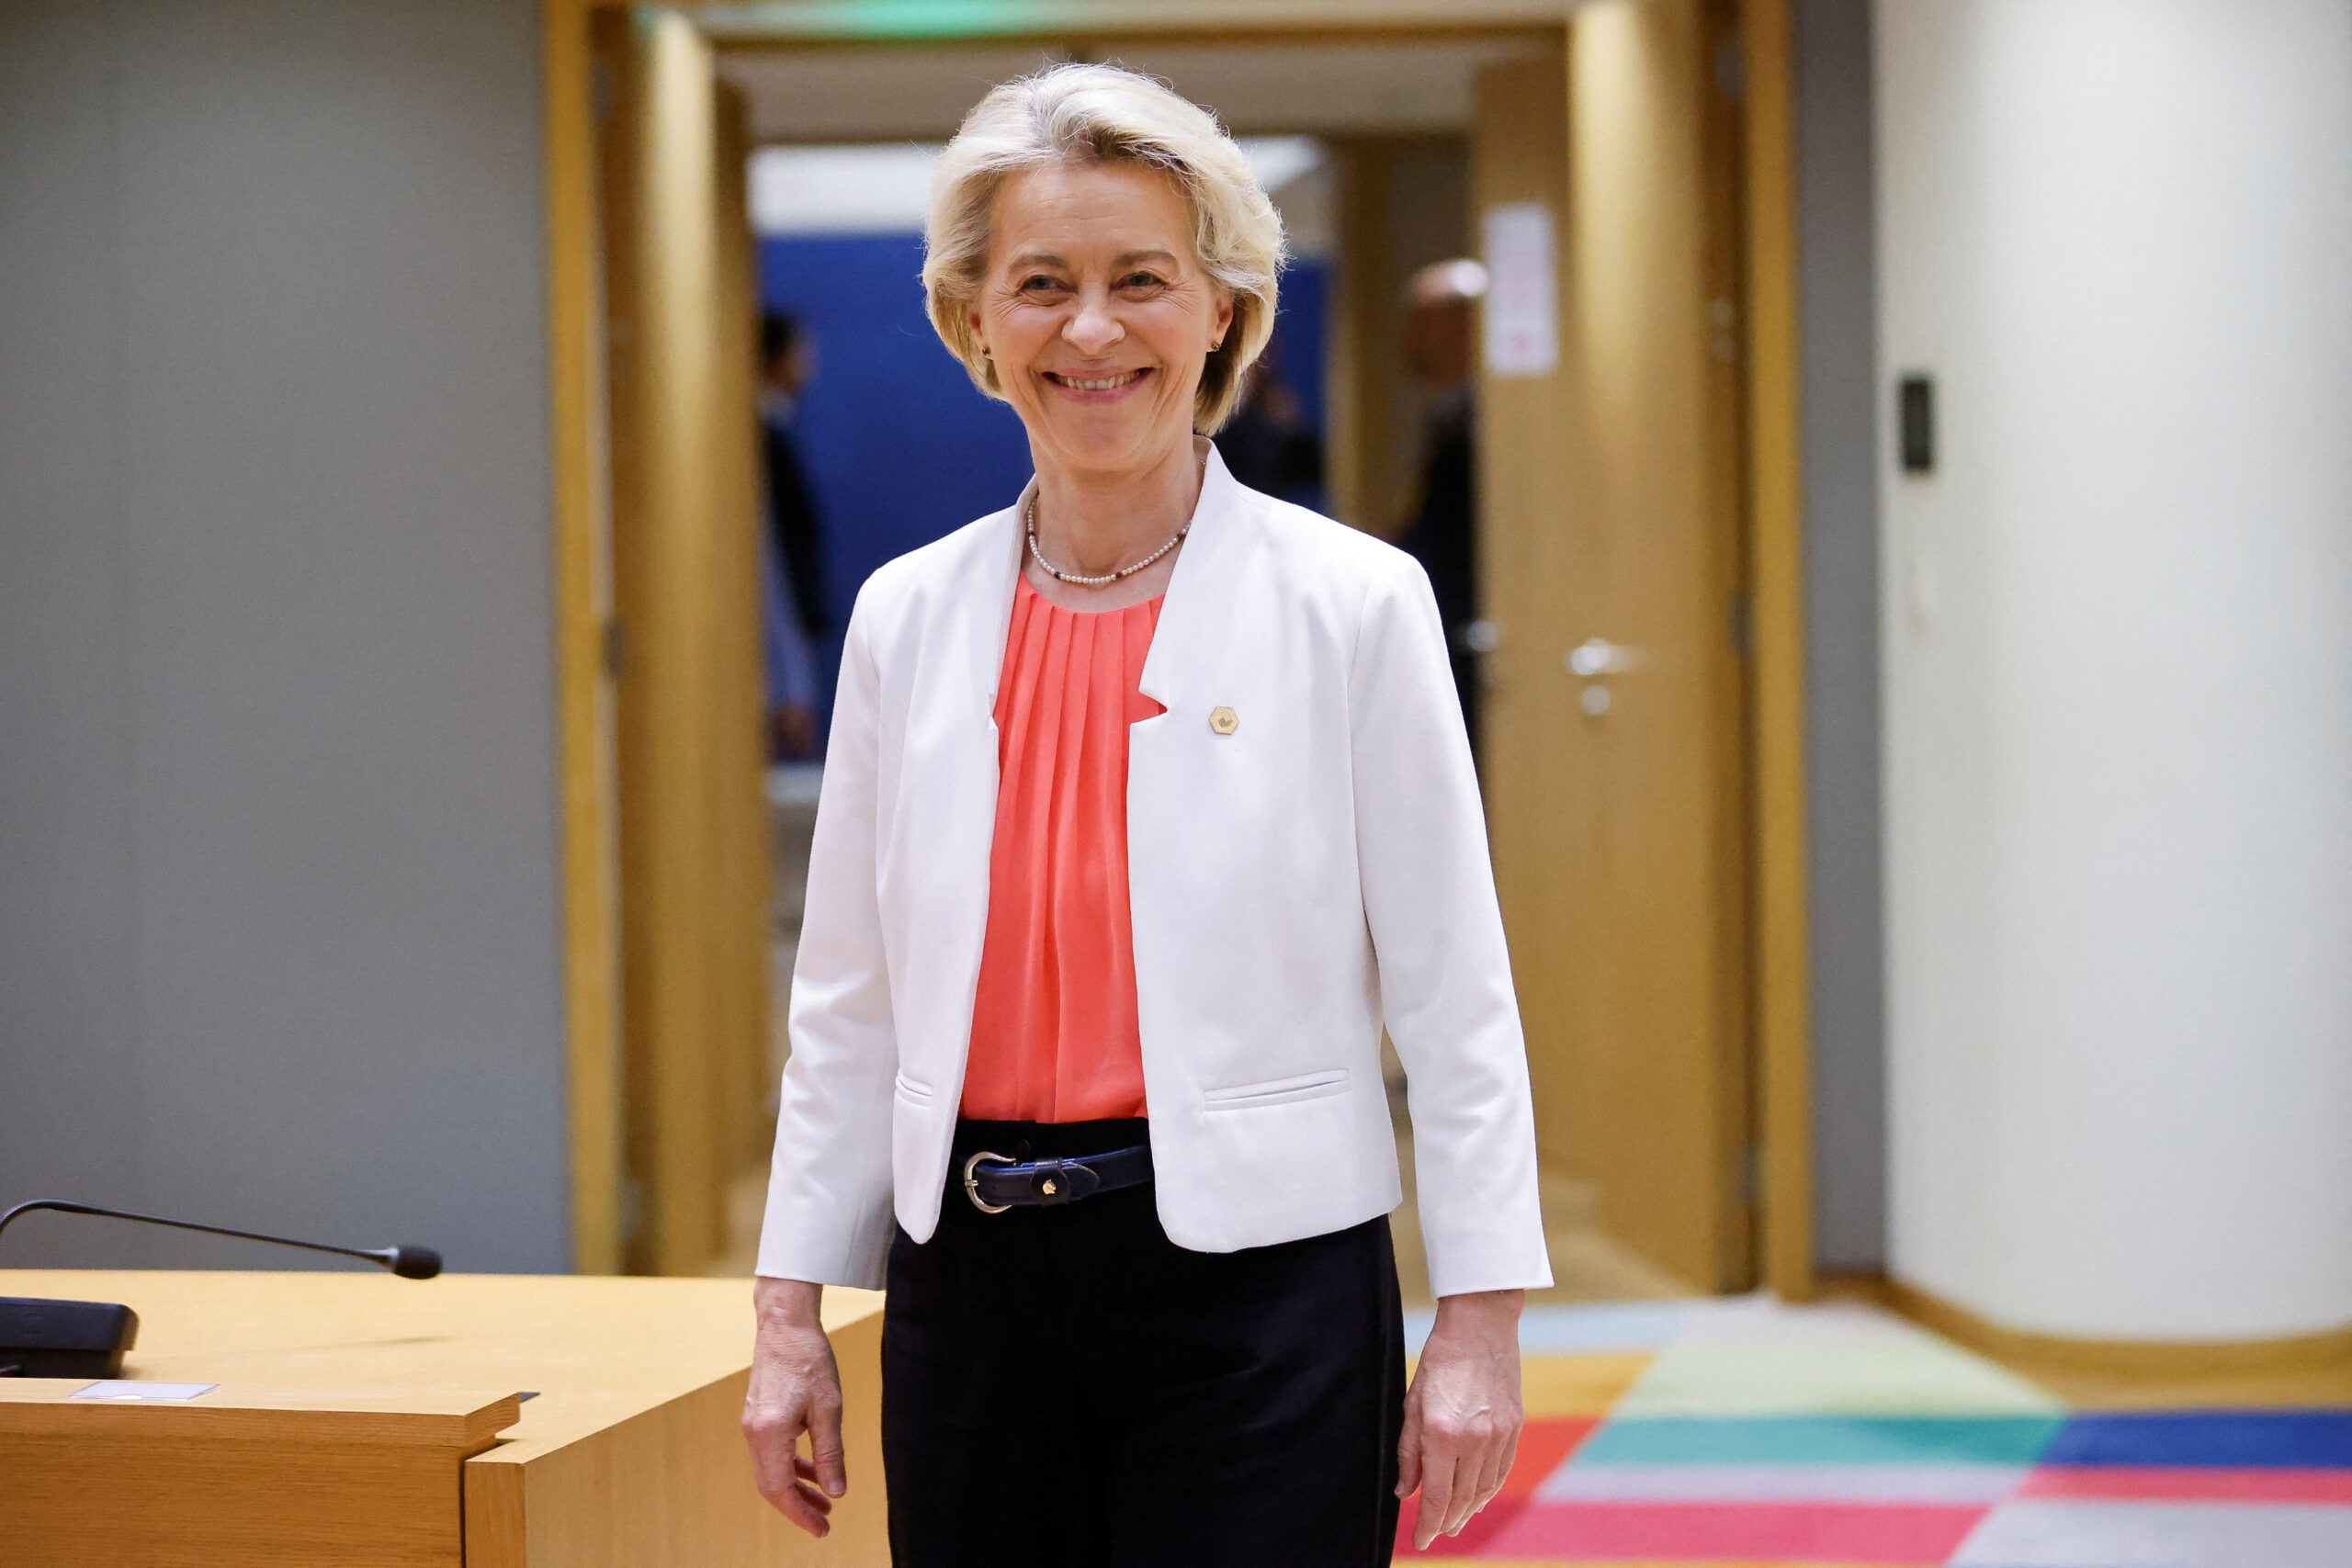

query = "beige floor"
[1965, 1344, 2352, 1412]
[1816, 1275, 2352, 1411]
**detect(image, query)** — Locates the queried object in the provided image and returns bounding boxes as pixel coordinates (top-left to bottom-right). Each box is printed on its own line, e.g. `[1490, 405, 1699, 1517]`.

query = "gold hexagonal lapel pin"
[1209, 705, 1239, 736]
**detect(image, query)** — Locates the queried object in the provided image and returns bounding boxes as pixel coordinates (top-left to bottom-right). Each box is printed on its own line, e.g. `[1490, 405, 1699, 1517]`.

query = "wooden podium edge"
[0, 1383, 523, 1449]
[461, 1306, 888, 1568]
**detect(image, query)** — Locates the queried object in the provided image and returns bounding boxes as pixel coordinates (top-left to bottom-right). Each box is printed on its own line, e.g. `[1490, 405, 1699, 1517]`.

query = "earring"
[980, 345, 992, 357]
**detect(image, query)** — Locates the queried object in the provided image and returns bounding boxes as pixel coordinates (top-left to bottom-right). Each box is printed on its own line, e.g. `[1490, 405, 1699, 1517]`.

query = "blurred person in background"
[1396, 259, 1486, 760]
[741, 64, 1549, 1567]
[759, 524, 819, 759]
[761, 311, 831, 759]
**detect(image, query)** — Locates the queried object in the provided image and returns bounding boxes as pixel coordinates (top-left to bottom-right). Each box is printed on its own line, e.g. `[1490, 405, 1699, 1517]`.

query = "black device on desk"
[0, 1199, 442, 1378]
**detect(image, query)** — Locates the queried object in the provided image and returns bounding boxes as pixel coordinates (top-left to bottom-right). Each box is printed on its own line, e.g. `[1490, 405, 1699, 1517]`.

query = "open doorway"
[557, 4, 1810, 1303]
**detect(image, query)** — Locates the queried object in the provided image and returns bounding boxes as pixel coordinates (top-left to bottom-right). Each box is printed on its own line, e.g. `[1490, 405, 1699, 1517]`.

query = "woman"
[743, 64, 1550, 1566]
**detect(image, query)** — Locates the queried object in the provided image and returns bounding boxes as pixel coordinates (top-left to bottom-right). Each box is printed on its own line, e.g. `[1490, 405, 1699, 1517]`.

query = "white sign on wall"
[1481, 202, 1558, 378]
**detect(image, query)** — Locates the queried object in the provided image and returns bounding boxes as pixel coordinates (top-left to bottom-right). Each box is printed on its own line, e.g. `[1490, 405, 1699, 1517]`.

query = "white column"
[1875, 0, 2352, 1339]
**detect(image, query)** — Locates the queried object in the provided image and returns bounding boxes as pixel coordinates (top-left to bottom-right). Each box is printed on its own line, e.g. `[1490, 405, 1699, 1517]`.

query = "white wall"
[0, 0, 571, 1272]
[1877, 0, 2352, 1338]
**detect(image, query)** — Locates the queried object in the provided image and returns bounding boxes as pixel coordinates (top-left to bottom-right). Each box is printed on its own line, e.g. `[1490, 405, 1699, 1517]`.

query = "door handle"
[1565, 637, 1637, 676]
[1567, 637, 1638, 718]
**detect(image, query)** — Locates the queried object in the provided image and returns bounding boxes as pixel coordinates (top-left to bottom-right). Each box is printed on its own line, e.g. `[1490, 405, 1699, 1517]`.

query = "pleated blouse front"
[958, 574, 1166, 1122]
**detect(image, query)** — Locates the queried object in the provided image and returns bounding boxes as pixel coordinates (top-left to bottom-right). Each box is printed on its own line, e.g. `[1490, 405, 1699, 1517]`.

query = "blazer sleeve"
[755, 590, 899, 1289]
[1350, 556, 1555, 1298]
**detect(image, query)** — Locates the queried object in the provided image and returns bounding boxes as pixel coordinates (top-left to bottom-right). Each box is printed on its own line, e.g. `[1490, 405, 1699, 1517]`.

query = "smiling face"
[970, 160, 1235, 481]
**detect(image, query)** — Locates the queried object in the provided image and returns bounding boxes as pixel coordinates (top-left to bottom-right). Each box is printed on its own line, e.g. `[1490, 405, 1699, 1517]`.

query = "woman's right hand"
[742, 1277, 848, 1536]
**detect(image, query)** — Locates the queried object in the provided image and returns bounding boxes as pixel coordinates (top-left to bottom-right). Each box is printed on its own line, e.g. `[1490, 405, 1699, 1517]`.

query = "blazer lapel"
[1138, 443, 1258, 716]
[903, 498, 1023, 1100]
[953, 493, 1025, 722]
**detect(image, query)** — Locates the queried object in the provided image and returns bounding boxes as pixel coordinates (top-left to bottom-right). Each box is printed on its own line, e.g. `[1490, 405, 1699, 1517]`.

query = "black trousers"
[881, 1118, 1407, 1568]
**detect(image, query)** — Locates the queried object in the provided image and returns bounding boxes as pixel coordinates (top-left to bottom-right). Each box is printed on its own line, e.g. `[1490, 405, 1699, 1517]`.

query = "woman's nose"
[1064, 294, 1125, 355]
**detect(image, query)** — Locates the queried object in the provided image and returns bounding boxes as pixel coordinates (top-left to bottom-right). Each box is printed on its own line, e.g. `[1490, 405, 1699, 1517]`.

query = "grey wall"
[0, 0, 571, 1272]
[1793, 0, 1887, 1273]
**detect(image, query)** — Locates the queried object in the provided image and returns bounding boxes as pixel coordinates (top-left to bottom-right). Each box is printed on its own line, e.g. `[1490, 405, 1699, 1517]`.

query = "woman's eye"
[1020, 275, 1068, 295]
[1120, 272, 1166, 290]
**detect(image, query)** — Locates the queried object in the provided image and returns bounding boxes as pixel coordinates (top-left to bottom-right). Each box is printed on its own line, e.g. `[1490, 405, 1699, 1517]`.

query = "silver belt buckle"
[962, 1149, 1016, 1214]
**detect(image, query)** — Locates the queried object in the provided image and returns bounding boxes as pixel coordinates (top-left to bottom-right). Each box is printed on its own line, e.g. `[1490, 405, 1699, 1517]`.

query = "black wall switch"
[1900, 373, 1936, 474]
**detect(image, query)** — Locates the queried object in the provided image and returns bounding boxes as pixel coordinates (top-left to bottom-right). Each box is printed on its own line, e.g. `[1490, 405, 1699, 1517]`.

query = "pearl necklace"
[1023, 478, 1194, 587]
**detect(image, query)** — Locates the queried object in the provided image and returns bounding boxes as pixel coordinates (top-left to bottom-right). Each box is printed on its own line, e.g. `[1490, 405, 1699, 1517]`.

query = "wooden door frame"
[536, 0, 1814, 1296]
[1738, 0, 1815, 1302]
[543, 0, 622, 1275]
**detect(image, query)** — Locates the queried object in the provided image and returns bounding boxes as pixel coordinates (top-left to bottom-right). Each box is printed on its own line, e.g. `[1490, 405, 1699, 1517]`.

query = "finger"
[753, 1426, 829, 1536]
[744, 1407, 832, 1538]
[1444, 1430, 1498, 1538]
[742, 1404, 803, 1504]
[1450, 1442, 1508, 1536]
[1443, 1453, 1483, 1539]
[1482, 1423, 1524, 1506]
[1394, 1394, 1424, 1499]
[1413, 1450, 1459, 1551]
[771, 1481, 831, 1538]
[1461, 1427, 1513, 1518]
[789, 1450, 835, 1512]
[1415, 1454, 1461, 1550]
[808, 1393, 849, 1498]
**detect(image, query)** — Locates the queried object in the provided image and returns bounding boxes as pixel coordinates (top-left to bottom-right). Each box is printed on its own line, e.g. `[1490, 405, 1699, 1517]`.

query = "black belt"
[961, 1144, 1152, 1213]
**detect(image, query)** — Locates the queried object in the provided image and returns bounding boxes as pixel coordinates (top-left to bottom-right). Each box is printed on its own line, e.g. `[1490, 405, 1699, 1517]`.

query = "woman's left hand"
[1396, 1287, 1525, 1549]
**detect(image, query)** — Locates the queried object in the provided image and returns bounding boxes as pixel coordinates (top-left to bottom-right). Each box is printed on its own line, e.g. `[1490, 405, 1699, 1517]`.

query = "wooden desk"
[0, 1270, 886, 1567]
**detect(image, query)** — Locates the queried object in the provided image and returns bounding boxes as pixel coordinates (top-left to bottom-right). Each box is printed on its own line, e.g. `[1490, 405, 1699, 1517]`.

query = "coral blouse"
[958, 575, 1165, 1122]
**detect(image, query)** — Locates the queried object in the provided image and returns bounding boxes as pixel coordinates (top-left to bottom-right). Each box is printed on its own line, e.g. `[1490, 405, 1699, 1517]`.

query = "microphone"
[0, 1198, 443, 1379]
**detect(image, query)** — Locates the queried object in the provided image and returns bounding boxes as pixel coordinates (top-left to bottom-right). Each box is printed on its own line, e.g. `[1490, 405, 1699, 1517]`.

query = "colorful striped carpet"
[1396, 1297, 2352, 1567]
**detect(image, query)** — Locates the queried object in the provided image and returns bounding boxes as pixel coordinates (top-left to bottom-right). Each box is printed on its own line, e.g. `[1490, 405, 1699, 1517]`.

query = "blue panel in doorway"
[759, 231, 1033, 643]
[759, 233, 1330, 717]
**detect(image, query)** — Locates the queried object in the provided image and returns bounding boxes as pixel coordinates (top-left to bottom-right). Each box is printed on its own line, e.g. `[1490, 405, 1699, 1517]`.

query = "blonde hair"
[922, 62, 1284, 434]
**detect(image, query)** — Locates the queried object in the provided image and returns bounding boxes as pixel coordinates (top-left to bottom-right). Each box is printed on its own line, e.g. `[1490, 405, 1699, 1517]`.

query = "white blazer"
[756, 447, 1552, 1300]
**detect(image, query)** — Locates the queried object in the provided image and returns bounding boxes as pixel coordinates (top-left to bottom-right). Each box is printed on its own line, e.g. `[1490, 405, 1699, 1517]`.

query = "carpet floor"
[1396, 1297, 2352, 1567]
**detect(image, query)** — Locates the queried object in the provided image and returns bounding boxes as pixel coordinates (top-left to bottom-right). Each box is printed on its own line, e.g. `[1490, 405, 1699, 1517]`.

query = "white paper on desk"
[71, 1381, 218, 1401]
[1482, 201, 1558, 378]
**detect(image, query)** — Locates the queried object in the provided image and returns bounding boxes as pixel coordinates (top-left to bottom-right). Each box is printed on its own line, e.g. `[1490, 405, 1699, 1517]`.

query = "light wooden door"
[1476, 0, 1753, 1292]
[594, 9, 773, 1277]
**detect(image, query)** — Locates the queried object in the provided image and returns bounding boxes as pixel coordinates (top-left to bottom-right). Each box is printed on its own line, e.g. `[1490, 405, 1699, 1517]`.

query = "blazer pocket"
[1202, 1067, 1351, 1111]
[894, 1069, 934, 1104]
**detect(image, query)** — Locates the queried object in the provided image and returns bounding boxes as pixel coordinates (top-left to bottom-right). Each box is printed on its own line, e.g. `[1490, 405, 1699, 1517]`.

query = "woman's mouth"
[1043, 368, 1151, 393]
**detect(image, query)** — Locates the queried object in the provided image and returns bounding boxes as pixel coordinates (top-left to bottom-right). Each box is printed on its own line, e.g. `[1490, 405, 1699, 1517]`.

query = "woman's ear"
[1210, 289, 1237, 351]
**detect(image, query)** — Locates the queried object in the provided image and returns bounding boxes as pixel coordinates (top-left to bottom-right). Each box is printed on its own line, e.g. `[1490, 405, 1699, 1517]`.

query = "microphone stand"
[0, 1197, 442, 1379]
